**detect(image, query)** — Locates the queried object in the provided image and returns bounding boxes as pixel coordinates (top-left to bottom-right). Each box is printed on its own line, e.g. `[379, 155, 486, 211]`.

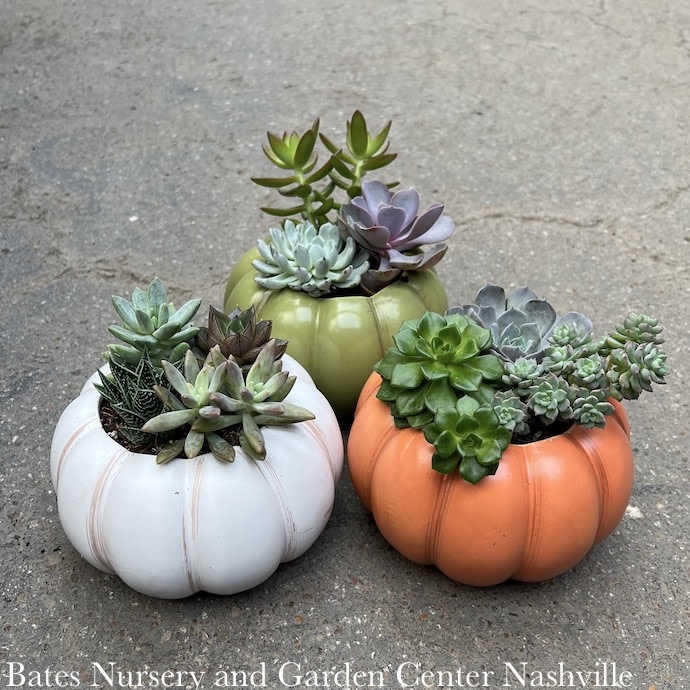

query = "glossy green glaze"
[224, 247, 448, 418]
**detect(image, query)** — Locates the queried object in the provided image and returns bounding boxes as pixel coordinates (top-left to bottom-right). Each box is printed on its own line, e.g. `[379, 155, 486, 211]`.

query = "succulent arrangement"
[375, 285, 668, 484]
[253, 220, 370, 297]
[251, 111, 455, 296]
[141, 343, 313, 464]
[97, 277, 313, 463]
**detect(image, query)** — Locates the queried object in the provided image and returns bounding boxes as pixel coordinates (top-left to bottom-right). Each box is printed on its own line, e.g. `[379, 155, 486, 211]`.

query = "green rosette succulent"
[526, 375, 573, 423]
[605, 341, 668, 401]
[253, 220, 370, 297]
[423, 396, 512, 484]
[106, 277, 200, 367]
[571, 388, 615, 428]
[601, 313, 664, 354]
[375, 312, 505, 429]
[141, 343, 314, 464]
[490, 390, 529, 435]
[502, 357, 545, 392]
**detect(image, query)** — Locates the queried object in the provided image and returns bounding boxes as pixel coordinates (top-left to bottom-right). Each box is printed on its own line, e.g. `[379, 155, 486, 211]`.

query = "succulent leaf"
[253, 111, 398, 228]
[602, 314, 665, 354]
[527, 375, 573, 423]
[448, 284, 593, 363]
[339, 180, 455, 291]
[571, 389, 615, 428]
[252, 221, 370, 297]
[423, 396, 511, 484]
[606, 341, 668, 400]
[105, 278, 200, 367]
[94, 350, 176, 445]
[374, 312, 503, 428]
[195, 304, 287, 370]
[141, 345, 313, 464]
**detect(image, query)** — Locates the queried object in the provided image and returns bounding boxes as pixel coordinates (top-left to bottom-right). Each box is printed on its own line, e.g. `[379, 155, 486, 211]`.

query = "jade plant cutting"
[250, 110, 456, 296]
[375, 284, 668, 484]
[96, 277, 314, 463]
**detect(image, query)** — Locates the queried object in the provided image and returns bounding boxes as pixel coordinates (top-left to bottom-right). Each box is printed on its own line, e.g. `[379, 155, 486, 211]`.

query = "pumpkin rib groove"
[55, 414, 99, 491]
[352, 406, 401, 510]
[568, 428, 608, 544]
[426, 474, 455, 566]
[180, 458, 204, 595]
[87, 447, 130, 573]
[572, 409, 633, 545]
[305, 294, 320, 376]
[370, 299, 388, 364]
[254, 452, 295, 561]
[253, 284, 274, 313]
[514, 444, 544, 580]
[303, 420, 340, 482]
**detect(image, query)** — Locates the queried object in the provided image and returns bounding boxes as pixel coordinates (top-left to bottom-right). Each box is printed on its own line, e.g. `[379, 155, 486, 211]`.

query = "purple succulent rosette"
[338, 180, 455, 292]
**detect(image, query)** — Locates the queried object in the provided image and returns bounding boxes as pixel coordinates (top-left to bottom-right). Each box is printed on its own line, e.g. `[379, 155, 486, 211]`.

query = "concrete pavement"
[1, 0, 688, 687]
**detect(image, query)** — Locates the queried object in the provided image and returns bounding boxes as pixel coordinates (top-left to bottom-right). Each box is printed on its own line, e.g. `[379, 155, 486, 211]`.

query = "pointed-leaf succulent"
[106, 277, 200, 367]
[252, 111, 398, 229]
[141, 343, 314, 464]
[195, 304, 288, 371]
[94, 351, 175, 445]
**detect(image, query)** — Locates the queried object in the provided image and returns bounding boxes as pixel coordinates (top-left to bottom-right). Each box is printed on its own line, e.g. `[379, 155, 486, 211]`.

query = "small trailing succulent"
[97, 278, 313, 463]
[375, 285, 668, 484]
[251, 111, 455, 297]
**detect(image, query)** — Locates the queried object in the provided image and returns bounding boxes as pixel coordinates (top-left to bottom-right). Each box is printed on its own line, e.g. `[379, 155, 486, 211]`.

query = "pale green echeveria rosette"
[252, 220, 369, 297]
[106, 277, 201, 367]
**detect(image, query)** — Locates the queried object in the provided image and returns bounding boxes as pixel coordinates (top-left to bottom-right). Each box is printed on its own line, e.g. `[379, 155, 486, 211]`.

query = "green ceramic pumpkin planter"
[227, 111, 456, 418]
[224, 247, 448, 418]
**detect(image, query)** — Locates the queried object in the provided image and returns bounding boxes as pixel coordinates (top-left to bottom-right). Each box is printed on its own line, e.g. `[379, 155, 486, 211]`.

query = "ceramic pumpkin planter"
[224, 246, 448, 418]
[51, 354, 344, 599]
[233, 112, 459, 418]
[347, 373, 634, 586]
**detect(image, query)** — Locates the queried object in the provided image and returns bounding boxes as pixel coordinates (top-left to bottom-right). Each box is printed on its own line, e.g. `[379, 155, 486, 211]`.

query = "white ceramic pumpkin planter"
[50, 355, 344, 599]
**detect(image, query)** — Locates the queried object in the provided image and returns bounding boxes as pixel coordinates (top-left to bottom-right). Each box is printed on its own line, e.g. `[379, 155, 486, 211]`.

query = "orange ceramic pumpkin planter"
[348, 373, 635, 586]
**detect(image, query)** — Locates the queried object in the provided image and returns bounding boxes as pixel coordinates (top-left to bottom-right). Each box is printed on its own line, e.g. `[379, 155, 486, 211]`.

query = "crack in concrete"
[572, 10, 630, 39]
[455, 211, 605, 229]
[645, 182, 690, 215]
[455, 182, 690, 234]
